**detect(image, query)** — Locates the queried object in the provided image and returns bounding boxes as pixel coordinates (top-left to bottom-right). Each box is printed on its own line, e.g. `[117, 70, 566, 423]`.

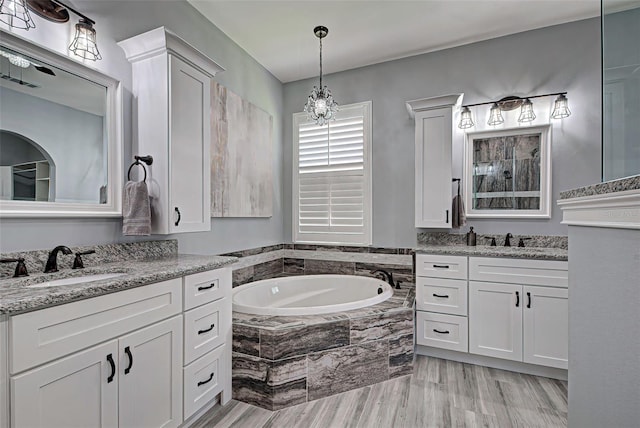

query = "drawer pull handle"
[515, 291, 520, 308]
[124, 346, 133, 375]
[433, 329, 450, 334]
[527, 292, 531, 308]
[175, 207, 181, 226]
[198, 323, 216, 335]
[198, 283, 216, 291]
[433, 264, 449, 269]
[197, 372, 215, 387]
[432, 293, 449, 298]
[106, 353, 115, 383]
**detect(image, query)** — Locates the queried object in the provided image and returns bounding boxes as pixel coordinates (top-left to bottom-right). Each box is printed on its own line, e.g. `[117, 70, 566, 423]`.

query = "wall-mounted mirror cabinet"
[463, 126, 551, 218]
[0, 29, 122, 217]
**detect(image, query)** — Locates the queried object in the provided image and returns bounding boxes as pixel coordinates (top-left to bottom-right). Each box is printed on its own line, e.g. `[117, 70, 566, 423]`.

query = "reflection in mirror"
[464, 126, 551, 218]
[0, 45, 107, 204]
[0, 29, 121, 217]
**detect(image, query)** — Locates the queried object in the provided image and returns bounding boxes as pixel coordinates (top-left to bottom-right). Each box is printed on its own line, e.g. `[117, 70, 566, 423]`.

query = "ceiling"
[188, 0, 609, 83]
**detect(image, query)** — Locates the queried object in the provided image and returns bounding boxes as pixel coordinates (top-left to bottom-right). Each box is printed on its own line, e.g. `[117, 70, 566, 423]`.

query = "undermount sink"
[29, 273, 126, 288]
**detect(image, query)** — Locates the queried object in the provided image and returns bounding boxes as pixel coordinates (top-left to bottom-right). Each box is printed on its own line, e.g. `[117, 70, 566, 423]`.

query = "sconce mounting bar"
[27, 0, 94, 25]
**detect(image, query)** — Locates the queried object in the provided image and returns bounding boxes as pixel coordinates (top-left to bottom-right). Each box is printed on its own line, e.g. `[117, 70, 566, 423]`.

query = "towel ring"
[127, 155, 153, 182]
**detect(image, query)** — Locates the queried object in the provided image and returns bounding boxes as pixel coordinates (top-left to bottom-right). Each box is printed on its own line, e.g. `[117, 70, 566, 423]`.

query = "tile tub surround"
[559, 174, 640, 200]
[0, 252, 237, 314]
[231, 285, 415, 410]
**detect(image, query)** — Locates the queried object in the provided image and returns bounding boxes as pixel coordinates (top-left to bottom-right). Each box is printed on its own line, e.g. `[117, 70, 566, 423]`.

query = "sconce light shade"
[0, 0, 36, 30]
[518, 98, 536, 123]
[487, 103, 504, 126]
[459, 106, 474, 129]
[69, 18, 101, 61]
[551, 94, 571, 119]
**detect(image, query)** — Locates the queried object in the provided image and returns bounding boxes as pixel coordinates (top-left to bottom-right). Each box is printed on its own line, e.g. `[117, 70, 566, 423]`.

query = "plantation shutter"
[293, 102, 372, 244]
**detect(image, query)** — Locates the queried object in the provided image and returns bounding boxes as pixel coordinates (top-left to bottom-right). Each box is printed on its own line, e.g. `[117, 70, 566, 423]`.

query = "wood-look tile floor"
[193, 356, 568, 428]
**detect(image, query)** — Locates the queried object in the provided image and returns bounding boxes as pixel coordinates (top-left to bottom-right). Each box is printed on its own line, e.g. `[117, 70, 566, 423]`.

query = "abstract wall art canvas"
[211, 81, 273, 217]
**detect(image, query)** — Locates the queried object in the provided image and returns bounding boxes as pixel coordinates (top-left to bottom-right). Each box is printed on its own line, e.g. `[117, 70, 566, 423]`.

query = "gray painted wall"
[567, 226, 640, 428]
[283, 18, 601, 247]
[0, 1, 284, 254]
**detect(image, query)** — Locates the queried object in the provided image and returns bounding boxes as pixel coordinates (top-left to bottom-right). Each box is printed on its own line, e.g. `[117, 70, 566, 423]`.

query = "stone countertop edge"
[559, 174, 640, 200]
[0, 254, 237, 315]
[415, 245, 568, 261]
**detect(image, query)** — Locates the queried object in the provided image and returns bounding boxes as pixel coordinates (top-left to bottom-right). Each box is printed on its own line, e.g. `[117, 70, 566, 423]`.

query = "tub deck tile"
[304, 259, 355, 275]
[232, 324, 260, 357]
[283, 258, 304, 274]
[253, 259, 284, 281]
[260, 320, 350, 360]
[389, 332, 415, 378]
[307, 341, 389, 401]
[350, 310, 414, 344]
[355, 262, 414, 282]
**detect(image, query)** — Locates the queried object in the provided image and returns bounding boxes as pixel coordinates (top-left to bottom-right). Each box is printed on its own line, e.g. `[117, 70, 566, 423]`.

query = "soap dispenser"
[466, 227, 477, 246]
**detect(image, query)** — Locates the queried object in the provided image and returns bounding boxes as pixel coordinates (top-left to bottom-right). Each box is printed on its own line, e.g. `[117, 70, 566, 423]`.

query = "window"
[293, 101, 372, 245]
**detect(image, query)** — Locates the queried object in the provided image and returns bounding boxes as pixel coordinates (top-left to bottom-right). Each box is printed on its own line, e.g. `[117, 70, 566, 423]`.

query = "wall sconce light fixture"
[459, 92, 570, 129]
[1, 0, 101, 61]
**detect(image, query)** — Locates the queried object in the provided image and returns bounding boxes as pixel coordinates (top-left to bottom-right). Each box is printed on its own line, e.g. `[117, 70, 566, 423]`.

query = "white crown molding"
[558, 188, 640, 229]
[406, 93, 463, 118]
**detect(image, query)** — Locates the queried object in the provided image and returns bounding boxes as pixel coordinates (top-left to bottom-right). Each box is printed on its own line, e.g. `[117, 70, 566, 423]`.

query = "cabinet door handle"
[432, 293, 449, 298]
[197, 372, 215, 387]
[174, 207, 181, 226]
[106, 353, 115, 383]
[197, 283, 215, 291]
[515, 291, 520, 307]
[198, 323, 215, 335]
[433, 264, 449, 269]
[446, 210, 449, 223]
[433, 329, 450, 334]
[527, 292, 531, 308]
[124, 346, 133, 375]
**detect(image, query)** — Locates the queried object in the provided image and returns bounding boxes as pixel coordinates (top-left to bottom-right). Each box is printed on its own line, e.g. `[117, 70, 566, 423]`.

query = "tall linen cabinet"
[119, 27, 224, 234]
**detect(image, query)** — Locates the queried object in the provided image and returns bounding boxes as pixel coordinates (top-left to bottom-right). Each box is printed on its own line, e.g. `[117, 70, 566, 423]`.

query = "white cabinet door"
[414, 107, 452, 228]
[469, 281, 522, 361]
[168, 55, 211, 234]
[119, 315, 183, 428]
[523, 286, 568, 369]
[11, 340, 118, 428]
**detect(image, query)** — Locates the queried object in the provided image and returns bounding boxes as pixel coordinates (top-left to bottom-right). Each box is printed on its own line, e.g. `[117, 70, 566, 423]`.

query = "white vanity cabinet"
[406, 94, 463, 228]
[468, 257, 569, 369]
[118, 27, 224, 234]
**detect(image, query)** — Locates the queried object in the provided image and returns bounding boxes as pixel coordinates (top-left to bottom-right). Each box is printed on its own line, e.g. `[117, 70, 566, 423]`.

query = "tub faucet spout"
[372, 269, 401, 289]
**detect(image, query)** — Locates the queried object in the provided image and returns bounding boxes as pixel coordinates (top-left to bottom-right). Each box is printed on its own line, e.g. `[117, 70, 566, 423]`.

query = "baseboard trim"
[415, 345, 568, 381]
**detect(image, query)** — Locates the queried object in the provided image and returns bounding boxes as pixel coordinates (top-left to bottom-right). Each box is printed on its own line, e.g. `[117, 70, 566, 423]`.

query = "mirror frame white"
[463, 125, 552, 219]
[0, 29, 122, 218]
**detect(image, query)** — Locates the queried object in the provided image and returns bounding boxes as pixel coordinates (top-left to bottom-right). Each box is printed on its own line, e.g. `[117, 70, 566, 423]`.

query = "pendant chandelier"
[304, 25, 338, 126]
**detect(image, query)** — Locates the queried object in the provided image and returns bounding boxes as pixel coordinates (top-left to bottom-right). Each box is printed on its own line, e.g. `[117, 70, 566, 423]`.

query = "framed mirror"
[0, 29, 122, 217]
[463, 126, 551, 218]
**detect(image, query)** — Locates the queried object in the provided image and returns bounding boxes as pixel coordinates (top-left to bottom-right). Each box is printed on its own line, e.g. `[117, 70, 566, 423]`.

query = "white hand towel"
[122, 181, 151, 236]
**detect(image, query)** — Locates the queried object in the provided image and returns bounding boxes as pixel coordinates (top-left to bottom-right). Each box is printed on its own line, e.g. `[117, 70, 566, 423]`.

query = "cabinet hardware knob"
[433, 329, 450, 334]
[175, 207, 181, 226]
[197, 372, 215, 387]
[106, 354, 115, 383]
[527, 292, 531, 308]
[515, 291, 520, 307]
[197, 283, 215, 291]
[198, 323, 216, 335]
[124, 346, 133, 375]
[432, 293, 449, 298]
[433, 264, 449, 269]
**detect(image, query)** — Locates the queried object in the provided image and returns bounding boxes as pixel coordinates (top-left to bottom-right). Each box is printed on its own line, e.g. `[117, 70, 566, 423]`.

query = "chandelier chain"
[319, 35, 323, 89]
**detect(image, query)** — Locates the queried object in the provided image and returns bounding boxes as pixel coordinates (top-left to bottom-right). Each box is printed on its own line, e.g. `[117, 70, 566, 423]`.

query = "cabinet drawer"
[10, 279, 182, 374]
[416, 311, 468, 352]
[184, 268, 231, 311]
[183, 344, 224, 421]
[469, 257, 568, 287]
[415, 254, 468, 279]
[184, 299, 229, 365]
[416, 277, 468, 316]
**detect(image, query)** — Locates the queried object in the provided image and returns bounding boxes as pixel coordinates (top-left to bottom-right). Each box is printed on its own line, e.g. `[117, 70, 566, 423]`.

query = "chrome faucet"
[372, 269, 401, 289]
[44, 245, 72, 273]
[504, 233, 513, 247]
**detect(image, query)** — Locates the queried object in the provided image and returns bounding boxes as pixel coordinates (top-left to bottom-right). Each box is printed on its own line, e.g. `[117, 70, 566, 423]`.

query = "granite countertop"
[0, 254, 237, 315]
[415, 245, 568, 261]
[559, 174, 640, 200]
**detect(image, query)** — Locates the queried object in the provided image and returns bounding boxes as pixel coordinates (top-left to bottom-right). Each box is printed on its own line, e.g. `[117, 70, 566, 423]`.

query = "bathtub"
[232, 274, 393, 316]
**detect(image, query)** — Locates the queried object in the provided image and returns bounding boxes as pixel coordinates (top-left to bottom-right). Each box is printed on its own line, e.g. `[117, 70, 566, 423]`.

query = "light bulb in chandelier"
[458, 106, 474, 129]
[487, 103, 504, 126]
[518, 98, 536, 123]
[551, 94, 571, 119]
[303, 25, 338, 126]
[0, 0, 36, 30]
